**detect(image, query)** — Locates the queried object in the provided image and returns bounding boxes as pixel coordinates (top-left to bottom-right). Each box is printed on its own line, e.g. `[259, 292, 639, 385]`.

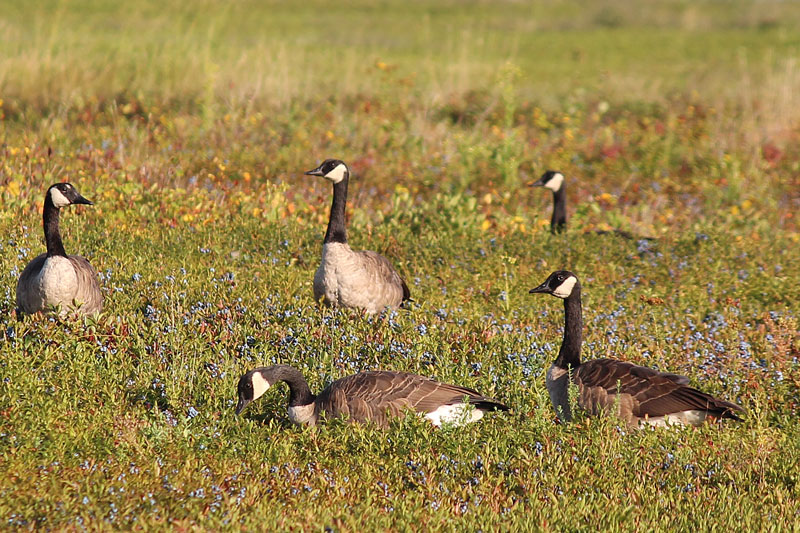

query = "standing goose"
[235, 365, 508, 428]
[305, 159, 410, 314]
[530, 170, 651, 240]
[16, 183, 103, 316]
[529, 270, 743, 427]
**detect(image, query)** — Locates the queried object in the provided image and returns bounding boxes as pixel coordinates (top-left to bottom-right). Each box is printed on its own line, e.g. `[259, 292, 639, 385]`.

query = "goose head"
[530, 270, 580, 299]
[47, 183, 93, 209]
[235, 367, 274, 415]
[305, 159, 349, 184]
[529, 170, 564, 193]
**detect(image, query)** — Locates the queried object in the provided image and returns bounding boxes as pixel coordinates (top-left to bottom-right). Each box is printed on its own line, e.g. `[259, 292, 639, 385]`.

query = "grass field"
[1, 0, 799, 530]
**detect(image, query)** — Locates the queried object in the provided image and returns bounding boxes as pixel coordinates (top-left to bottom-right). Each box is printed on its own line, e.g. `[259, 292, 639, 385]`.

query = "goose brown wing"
[355, 250, 408, 306]
[574, 359, 742, 419]
[316, 371, 506, 427]
[69, 255, 104, 314]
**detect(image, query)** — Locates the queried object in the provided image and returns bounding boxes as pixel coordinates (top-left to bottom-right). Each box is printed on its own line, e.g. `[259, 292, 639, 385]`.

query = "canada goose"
[530, 170, 651, 240]
[235, 364, 508, 428]
[305, 159, 410, 314]
[529, 270, 743, 427]
[16, 183, 103, 316]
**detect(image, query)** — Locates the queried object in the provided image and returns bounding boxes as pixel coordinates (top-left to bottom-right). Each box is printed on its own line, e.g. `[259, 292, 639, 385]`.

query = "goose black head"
[235, 368, 274, 415]
[304, 159, 349, 184]
[529, 170, 565, 193]
[47, 183, 93, 209]
[529, 270, 580, 299]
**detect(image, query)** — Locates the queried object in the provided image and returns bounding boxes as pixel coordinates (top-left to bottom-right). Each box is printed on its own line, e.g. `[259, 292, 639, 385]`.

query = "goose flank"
[16, 183, 103, 316]
[235, 365, 508, 428]
[530, 270, 743, 427]
[305, 159, 411, 313]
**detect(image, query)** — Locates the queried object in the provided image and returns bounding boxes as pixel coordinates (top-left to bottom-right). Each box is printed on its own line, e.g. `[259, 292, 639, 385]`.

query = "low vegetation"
[1, 0, 798, 530]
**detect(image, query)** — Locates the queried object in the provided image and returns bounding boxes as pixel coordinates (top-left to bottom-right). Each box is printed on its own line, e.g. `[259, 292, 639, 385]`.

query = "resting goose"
[235, 365, 508, 428]
[530, 170, 651, 240]
[305, 159, 410, 314]
[16, 183, 103, 316]
[530, 270, 743, 427]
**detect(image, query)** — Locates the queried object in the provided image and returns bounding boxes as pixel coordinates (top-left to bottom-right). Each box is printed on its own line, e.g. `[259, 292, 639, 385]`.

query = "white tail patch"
[642, 410, 707, 428]
[545, 172, 564, 192]
[425, 403, 485, 427]
[552, 275, 578, 298]
[251, 372, 271, 401]
[50, 187, 71, 208]
[324, 163, 348, 184]
[288, 403, 316, 425]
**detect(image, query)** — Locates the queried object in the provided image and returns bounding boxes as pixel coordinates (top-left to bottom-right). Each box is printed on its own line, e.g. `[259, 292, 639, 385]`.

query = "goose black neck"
[324, 176, 349, 244]
[43, 197, 67, 257]
[555, 290, 582, 369]
[274, 365, 316, 407]
[551, 188, 567, 234]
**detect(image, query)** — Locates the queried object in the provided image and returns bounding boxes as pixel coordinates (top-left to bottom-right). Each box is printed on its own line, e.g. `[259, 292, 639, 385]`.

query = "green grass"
[1, 0, 799, 530]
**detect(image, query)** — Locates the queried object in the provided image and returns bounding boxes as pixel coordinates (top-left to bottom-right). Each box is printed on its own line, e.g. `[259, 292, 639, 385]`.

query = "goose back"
[570, 359, 742, 426]
[314, 371, 506, 428]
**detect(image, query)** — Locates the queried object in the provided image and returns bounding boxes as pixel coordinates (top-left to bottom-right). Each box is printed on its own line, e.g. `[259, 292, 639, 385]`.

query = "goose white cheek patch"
[552, 276, 577, 298]
[251, 372, 271, 401]
[545, 172, 564, 192]
[50, 188, 71, 208]
[324, 164, 348, 184]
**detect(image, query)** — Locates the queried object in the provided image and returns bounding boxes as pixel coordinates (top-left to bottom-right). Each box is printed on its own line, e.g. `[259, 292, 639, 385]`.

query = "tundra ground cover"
[1, 0, 799, 530]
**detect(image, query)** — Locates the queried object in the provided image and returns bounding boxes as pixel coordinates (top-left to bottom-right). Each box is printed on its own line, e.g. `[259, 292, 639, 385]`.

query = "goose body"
[530, 170, 651, 240]
[16, 183, 103, 316]
[235, 365, 508, 428]
[530, 271, 743, 427]
[306, 159, 410, 313]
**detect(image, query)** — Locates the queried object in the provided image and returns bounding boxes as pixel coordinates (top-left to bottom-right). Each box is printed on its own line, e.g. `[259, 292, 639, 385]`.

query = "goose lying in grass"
[235, 365, 508, 428]
[530, 270, 743, 427]
[16, 183, 103, 317]
[305, 159, 411, 314]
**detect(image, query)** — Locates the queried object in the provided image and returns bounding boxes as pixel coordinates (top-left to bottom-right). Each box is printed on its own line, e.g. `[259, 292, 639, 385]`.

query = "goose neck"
[551, 188, 567, 233]
[43, 198, 67, 257]
[274, 365, 316, 407]
[555, 291, 582, 369]
[324, 176, 349, 245]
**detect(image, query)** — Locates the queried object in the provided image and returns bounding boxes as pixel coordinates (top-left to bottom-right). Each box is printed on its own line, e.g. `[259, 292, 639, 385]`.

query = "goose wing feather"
[574, 359, 742, 419]
[354, 250, 408, 307]
[316, 371, 506, 427]
[68, 255, 103, 314]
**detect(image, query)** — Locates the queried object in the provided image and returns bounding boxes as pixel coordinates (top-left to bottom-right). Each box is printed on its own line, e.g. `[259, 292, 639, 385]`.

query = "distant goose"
[530, 170, 651, 240]
[16, 183, 103, 316]
[530, 270, 743, 427]
[305, 159, 410, 314]
[235, 365, 508, 428]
